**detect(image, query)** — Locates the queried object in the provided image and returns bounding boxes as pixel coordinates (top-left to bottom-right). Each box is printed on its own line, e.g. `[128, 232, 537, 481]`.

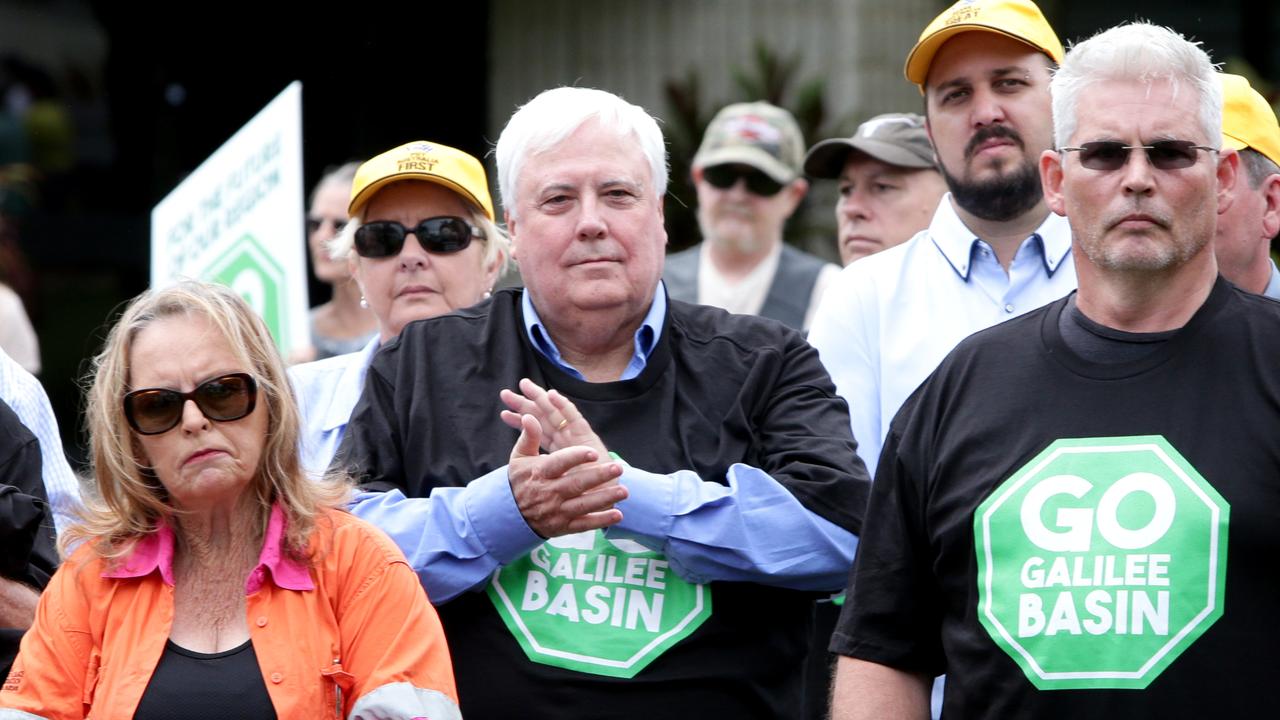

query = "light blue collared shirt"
[521, 284, 665, 380]
[809, 197, 1078, 477]
[1264, 261, 1280, 301]
[350, 284, 858, 603]
[289, 336, 381, 479]
[0, 347, 80, 535]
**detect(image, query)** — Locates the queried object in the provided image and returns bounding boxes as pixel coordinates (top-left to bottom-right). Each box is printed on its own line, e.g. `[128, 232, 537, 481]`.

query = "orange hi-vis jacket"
[0, 505, 460, 719]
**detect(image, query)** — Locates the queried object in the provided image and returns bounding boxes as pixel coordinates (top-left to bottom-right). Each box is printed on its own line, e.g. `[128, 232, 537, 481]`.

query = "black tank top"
[134, 639, 276, 720]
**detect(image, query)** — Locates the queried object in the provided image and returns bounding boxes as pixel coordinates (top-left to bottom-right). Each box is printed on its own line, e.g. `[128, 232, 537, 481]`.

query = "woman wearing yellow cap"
[289, 141, 509, 478]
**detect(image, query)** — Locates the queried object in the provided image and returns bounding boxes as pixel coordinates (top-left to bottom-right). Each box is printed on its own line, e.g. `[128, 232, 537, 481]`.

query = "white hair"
[1052, 22, 1221, 148]
[494, 86, 668, 219]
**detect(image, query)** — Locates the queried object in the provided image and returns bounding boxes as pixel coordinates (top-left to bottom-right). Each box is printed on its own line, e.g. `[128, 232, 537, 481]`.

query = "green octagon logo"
[488, 529, 711, 678]
[204, 234, 288, 350]
[975, 436, 1229, 690]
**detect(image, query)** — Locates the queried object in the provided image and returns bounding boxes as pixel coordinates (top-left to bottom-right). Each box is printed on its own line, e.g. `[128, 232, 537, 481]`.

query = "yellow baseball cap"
[348, 140, 494, 221]
[1220, 73, 1280, 168]
[905, 0, 1064, 89]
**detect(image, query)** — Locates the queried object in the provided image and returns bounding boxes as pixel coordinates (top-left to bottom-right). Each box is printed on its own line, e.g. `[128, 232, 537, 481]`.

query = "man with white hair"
[1214, 73, 1280, 297]
[339, 86, 869, 719]
[831, 22, 1276, 718]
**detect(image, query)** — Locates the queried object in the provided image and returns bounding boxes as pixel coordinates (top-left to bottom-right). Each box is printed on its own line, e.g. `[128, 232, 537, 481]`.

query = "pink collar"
[103, 502, 315, 593]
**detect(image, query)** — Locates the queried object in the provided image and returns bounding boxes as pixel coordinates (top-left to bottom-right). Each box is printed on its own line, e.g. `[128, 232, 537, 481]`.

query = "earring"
[359, 295, 369, 309]
[483, 288, 493, 300]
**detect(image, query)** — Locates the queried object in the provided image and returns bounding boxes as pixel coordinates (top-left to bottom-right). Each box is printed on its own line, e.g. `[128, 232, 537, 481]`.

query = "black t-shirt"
[339, 288, 870, 720]
[134, 640, 276, 720]
[833, 278, 1280, 717]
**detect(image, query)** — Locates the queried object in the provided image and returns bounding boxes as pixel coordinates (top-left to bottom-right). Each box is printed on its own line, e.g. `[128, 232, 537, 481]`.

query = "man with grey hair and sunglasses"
[338, 86, 870, 719]
[831, 21, 1279, 719]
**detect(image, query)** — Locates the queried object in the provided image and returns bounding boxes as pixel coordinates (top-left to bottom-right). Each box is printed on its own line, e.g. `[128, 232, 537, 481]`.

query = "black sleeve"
[828, 424, 945, 675]
[754, 333, 872, 535]
[330, 358, 407, 493]
[0, 400, 56, 588]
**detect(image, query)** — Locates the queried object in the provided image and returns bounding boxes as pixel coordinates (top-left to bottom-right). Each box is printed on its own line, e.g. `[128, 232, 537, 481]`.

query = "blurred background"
[0, 0, 1273, 466]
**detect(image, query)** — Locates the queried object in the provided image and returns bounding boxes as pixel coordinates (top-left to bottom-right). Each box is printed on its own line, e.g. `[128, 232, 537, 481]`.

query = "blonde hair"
[66, 280, 350, 561]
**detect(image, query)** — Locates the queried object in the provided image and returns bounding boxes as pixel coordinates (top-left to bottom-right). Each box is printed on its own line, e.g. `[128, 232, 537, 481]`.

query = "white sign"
[150, 81, 307, 353]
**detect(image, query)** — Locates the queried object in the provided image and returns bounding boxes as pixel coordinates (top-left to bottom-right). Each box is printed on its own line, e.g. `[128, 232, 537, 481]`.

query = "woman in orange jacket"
[0, 281, 460, 719]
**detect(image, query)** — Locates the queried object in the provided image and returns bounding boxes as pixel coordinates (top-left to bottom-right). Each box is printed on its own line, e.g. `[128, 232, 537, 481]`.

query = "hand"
[500, 378, 609, 458]
[508, 414, 627, 538]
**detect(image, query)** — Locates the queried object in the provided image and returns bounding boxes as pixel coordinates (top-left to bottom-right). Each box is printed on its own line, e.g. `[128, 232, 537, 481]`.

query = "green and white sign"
[150, 82, 308, 354]
[975, 436, 1229, 690]
[488, 530, 711, 678]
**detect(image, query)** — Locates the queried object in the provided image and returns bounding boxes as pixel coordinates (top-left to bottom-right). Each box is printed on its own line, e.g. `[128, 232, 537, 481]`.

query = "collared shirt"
[289, 336, 381, 479]
[0, 346, 80, 535]
[694, 241, 839, 330]
[1, 506, 461, 719]
[1264, 260, 1280, 301]
[808, 196, 1077, 477]
[522, 283, 665, 381]
[350, 286, 860, 604]
[103, 504, 313, 593]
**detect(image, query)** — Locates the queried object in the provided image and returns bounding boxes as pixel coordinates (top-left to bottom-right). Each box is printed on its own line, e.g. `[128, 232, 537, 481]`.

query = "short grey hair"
[1052, 23, 1221, 148]
[1240, 148, 1280, 191]
[494, 87, 668, 220]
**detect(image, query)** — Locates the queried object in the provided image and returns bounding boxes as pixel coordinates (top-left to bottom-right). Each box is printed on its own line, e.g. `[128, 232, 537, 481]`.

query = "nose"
[576, 195, 608, 240]
[1120, 148, 1156, 197]
[839, 189, 871, 221]
[398, 231, 431, 269]
[723, 176, 755, 201]
[179, 399, 210, 434]
[970, 86, 1007, 128]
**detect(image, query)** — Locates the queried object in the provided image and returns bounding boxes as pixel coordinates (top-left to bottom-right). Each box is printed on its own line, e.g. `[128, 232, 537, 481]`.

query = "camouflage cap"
[693, 101, 805, 183]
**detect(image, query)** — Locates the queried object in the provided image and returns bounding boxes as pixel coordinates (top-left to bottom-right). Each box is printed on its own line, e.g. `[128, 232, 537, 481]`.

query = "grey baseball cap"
[803, 112, 936, 178]
[693, 101, 805, 183]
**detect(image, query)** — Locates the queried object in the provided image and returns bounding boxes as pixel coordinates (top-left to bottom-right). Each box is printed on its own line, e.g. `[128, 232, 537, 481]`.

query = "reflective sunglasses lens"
[353, 222, 406, 258]
[417, 217, 474, 254]
[195, 375, 255, 421]
[1147, 141, 1198, 170]
[125, 390, 184, 435]
[1078, 142, 1129, 171]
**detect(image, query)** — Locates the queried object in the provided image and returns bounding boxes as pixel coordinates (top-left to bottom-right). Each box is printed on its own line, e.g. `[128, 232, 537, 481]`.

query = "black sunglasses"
[1058, 140, 1218, 172]
[353, 216, 482, 259]
[702, 165, 786, 196]
[306, 216, 348, 235]
[123, 373, 258, 436]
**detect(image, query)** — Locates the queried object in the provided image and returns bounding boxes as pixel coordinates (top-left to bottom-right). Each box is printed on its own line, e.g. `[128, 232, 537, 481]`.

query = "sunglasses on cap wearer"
[306, 216, 348, 235]
[352, 216, 483, 259]
[701, 164, 786, 197]
[123, 373, 258, 436]
[1057, 140, 1218, 172]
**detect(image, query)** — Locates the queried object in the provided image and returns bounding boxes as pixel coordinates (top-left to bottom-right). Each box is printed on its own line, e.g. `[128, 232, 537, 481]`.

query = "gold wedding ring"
[556, 418, 569, 430]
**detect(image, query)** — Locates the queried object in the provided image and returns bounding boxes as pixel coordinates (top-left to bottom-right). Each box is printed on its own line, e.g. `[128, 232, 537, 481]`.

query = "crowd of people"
[1, 0, 1279, 717]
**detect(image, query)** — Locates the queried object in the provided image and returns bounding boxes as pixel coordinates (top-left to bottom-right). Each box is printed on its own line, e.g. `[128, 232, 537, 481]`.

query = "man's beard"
[942, 126, 1045, 222]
